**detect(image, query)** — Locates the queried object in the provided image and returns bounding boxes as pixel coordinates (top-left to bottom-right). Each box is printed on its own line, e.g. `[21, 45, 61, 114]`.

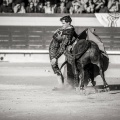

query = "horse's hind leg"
[98, 62, 110, 91]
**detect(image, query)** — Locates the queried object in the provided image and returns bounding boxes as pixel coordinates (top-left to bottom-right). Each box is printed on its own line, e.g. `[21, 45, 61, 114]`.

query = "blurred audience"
[65, 0, 73, 13]
[55, 2, 67, 13]
[118, 0, 120, 12]
[44, 1, 54, 14]
[84, 0, 95, 13]
[0, 0, 120, 13]
[108, 0, 119, 12]
[36, 2, 45, 13]
[26, 1, 35, 13]
[0, 0, 13, 13]
[70, 0, 85, 14]
[99, 3, 109, 13]
[94, 0, 107, 12]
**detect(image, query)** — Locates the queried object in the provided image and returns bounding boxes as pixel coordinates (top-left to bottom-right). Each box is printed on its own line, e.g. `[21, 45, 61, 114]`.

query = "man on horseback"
[49, 15, 78, 90]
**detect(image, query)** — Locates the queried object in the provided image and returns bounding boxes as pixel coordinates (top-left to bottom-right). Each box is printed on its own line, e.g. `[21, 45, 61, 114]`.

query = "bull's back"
[88, 41, 101, 63]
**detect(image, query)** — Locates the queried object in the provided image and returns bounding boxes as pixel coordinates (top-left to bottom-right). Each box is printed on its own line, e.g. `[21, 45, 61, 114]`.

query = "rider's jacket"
[49, 25, 78, 60]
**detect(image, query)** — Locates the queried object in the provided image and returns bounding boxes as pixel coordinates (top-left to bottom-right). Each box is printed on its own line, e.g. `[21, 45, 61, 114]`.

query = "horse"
[61, 38, 110, 93]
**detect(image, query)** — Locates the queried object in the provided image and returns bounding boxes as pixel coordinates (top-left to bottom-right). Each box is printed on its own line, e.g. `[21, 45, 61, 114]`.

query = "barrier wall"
[0, 14, 120, 51]
[0, 26, 120, 51]
[0, 14, 120, 63]
[0, 14, 100, 27]
[0, 14, 99, 51]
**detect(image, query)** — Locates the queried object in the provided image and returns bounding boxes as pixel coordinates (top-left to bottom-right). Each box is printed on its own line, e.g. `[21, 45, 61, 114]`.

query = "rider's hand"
[51, 58, 57, 65]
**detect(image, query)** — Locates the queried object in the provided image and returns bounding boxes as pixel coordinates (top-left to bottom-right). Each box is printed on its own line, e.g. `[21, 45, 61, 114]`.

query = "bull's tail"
[60, 60, 68, 70]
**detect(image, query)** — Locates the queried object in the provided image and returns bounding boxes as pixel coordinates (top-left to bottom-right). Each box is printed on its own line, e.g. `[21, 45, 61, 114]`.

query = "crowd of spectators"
[0, 0, 120, 14]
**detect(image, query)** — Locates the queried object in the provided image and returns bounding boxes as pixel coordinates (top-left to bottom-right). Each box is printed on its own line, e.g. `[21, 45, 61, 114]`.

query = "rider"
[49, 15, 78, 90]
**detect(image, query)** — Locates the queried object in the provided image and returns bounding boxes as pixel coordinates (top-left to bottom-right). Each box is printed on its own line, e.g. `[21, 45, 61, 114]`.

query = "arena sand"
[0, 63, 120, 120]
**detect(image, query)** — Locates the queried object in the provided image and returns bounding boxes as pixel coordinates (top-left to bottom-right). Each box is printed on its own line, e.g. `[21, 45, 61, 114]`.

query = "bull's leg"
[71, 61, 79, 89]
[90, 67, 96, 87]
[79, 64, 86, 94]
[79, 64, 84, 89]
[98, 62, 110, 91]
[87, 64, 96, 87]
[74, 71, 80, 92]
[89, 71, 98, 93]
[79, 70, 84, 90]
[74, 72, 79, 88]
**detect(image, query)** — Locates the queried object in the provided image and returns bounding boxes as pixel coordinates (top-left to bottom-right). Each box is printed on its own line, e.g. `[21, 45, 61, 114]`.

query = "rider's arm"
[55, 27, 74, 59]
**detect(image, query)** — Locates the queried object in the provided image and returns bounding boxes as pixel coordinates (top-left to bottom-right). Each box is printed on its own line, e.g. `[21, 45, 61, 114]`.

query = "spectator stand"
[0, 0, 120, 14]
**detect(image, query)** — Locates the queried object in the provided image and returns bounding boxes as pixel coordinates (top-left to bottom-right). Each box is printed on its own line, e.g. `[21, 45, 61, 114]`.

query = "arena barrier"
[0, 14, 120, 63]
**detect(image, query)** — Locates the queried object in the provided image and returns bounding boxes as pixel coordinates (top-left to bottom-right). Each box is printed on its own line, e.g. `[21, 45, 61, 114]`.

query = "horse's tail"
[60, 60, 68, 70]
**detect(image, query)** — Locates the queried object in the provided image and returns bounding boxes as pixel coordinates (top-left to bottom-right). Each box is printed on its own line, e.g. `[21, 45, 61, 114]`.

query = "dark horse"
[61, 30, 110, 93]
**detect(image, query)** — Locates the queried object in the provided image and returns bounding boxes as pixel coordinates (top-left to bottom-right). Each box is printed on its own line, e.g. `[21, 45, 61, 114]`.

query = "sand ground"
[0, 62, 120, 120]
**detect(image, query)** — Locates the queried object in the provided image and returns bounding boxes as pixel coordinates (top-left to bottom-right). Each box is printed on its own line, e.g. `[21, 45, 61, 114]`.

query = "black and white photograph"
[0, 0, 120, 120]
